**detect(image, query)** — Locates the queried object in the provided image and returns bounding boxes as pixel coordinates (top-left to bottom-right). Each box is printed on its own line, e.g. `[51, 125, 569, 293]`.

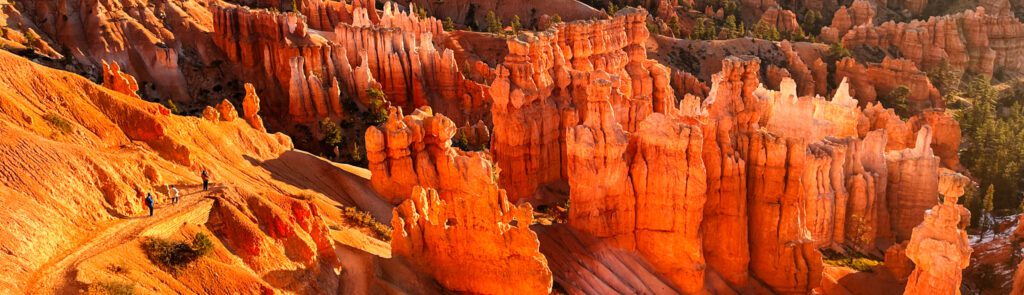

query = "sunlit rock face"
[903, 170, 972, 295]
[380, 108, 553, 294]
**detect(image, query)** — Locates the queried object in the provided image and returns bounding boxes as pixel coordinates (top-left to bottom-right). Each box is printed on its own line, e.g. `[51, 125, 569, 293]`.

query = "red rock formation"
[242, 83, 267, 132]
[841, 7, 1024, 77]
[843, 130, 890, 251]
[9, 0, 196, 101]
[211, 2, 489, 128]
[886, 126, 940, 242]
[821, 0, 876, 42]
[565, 77, 708, 293]
[380, 109, 553, 294]
[397, 0, 605, 28]
[365, 107, 459, 204]
[701, 56, 762, 287]
[393, 186, 552, 294]
[671, 69, 709, 98]
[885, 242, 914, 281]
[217, 100, 238, 122]
[758, 8, 801, 34]
[102, 61, 141, 99]
[203, 106, 221, 122]
[745, 131, 824, 294]
[834, 57, 943, 110]
[903, 170, 972, 295]
[908, 109, 961, 170]
[490, 8, 675, 201]
[1013, 259, 1024, 294]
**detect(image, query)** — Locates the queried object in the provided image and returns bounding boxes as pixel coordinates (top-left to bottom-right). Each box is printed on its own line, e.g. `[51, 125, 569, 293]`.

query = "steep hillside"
[0, 49, 426, 293]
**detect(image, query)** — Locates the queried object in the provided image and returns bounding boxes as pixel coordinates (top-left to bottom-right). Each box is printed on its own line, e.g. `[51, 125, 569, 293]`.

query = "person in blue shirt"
[145, 193, 155, 217]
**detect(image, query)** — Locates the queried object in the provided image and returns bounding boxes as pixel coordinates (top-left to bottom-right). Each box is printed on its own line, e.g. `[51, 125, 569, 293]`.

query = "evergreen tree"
[958, 76, 1024, 218]
[984, 184, 996, 214]
[724, 15, 743, 39]
[366, 88, 389, 125]
[882, 85, 912, 118]
[319, 118, 344, 148]
[800, 10, 823, 35]
[667, 17, 681, 37]
[485, 11, 503, 33]
[690, 18, 717, 40]
[752, 20, 780, 41]
[510, 15, 522, 34]
[443, 17, 455, 31]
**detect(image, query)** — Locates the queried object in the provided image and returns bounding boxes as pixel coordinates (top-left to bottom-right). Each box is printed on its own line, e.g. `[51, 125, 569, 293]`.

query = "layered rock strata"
[211, 1, 489, 128]
[565, 77, 707, 293]
[835, 57, 943, 110]
[903, 170, 972, 295]
[489, 8, 678, 201]
[840, 8, 1024, 77]
[381, 107, 553, 294]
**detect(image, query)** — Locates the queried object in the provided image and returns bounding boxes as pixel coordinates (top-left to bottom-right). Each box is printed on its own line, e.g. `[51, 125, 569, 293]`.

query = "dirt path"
[24, 185, 222, 294]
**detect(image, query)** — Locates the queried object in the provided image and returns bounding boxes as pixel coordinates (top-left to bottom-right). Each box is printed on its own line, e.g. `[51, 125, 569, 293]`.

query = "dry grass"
[43, 113, 72, 134]
[340, 206, 392, 241]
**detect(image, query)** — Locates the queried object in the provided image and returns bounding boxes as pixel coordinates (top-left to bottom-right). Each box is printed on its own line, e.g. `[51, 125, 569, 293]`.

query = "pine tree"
[667, 17, 681, 37]
[443, 17, 455, 31]
[485, 11, 503, 34]
[724, 15, 742, 39]
[752, 20, 780, 41]
[510, 15, 522, 35]
[984, 184, 996, 213]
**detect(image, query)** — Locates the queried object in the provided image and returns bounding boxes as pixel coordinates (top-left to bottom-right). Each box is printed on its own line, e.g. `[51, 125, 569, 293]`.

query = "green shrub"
[827, 43, 852, 62]
[142, 233, 215, 271]
[97, 281, 135, 295]
[443, 17, 455, 31]
[163, 99, 180, 115]
[823, 257, 884, 272]
[485, 11, 503, 34]
[341, 206, 392, 240]
[881, 85, 912, 118]
[366, 88, 389, 126]
[43, 113, 73, 134]
[689, 18, 716, 40]
[752, 20, 780, 41]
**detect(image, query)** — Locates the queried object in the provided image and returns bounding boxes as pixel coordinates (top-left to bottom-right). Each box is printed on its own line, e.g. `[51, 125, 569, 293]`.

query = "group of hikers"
[143, 169, 210, 217]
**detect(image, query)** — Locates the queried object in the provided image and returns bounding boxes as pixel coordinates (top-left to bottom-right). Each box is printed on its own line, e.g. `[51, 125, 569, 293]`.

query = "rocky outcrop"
[903, 170, 971, 295]
[566, 77, 708, 293]
[908, 109, 961, 170]
[489, 8, 675, 201]
[382, 109, 553, 294]
[886, 126, 940, 242]
[8, 0, 199, 101]
[885, 242, 914, 281]
[835, 57, 943, 110]
[102, 61, 142, 99]
[217, 100, 238, 122]
[700, 56, 762, 287]
[393, 186, 552, 294]
[397, 0, 605, 28]
[821, 0, 876, 42]
[365, 107, 460, 204]
[242, 83, 267, 132]
[211, 2, 489, 128]
[758, 8, 801, 34]
[841, 8, 1024, 77]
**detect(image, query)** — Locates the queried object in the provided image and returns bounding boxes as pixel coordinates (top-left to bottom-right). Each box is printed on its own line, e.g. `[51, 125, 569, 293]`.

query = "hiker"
[145, 192, 155, 217]
[201, 169, 210, 191]
[171, 185, 180, 204]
